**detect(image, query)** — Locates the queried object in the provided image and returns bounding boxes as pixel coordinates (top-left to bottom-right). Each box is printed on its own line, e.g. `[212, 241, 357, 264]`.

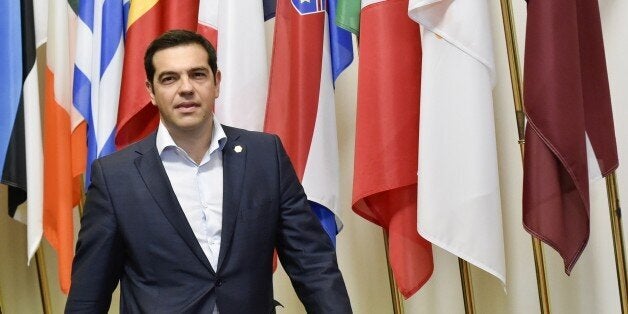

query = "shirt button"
[216, 279, 223, 287]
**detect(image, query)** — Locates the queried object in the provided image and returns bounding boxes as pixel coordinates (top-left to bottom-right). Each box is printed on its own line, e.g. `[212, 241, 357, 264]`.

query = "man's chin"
[167, 120, 212, 133]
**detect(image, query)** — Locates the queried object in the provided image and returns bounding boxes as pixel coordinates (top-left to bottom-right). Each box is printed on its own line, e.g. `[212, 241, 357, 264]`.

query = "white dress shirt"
[156, 118, 227, 272]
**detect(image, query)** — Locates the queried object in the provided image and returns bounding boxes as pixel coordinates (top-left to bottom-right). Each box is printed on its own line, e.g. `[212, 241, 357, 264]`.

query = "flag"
[43, 0, 86, 293]
[408, 0, 506, 284]
[328, 0, 354, 83]
[336, 0, 360, 35]
[74, 0, 129, 186]
[352, 0, 432, 298]
[263, 0, 277, 20]
[21, 0, 47, 262]
[0, 1, 25, 218]
[215, 0, 267, 131]
[197, 0, 218, 46]
[265, 0, 343, 244]
[522, 0, 618, 273]
[116, 0, 200, 149]
[197, 0, 269, 132]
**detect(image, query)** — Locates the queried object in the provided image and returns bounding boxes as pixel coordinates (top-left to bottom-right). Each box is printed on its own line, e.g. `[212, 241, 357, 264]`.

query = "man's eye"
[161, 76, 175, 84]
[193, 72, 207, 79]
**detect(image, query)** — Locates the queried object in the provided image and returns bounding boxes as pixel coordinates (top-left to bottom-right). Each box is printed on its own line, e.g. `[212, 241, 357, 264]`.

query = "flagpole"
[78, 182, 85, 218]
[497, 0, 551, 313]
[383, 231, 405, 314]
[458, 259, 475, 313]
[0, 276, 4, 314]
[35, 248, 52, 314]
[605, 172, 628, 312]
[78, 198, 84, 217]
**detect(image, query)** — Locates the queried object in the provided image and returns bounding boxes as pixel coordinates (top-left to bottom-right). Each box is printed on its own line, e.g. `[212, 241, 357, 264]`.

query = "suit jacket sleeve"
[65, 159, 124, 314]
[272, 135, 352, 313]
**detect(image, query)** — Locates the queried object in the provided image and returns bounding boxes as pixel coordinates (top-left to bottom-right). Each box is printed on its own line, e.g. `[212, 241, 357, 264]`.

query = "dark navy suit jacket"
[65, 126, 351, 313]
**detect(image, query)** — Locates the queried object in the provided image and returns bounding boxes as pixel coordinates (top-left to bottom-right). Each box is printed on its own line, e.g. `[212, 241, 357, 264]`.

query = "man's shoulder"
[97, 133, 155, 166]
[221, 125, 278, 145]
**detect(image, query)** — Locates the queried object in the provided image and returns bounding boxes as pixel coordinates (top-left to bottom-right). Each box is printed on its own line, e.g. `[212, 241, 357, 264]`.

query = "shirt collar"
[156, 116, 227, 158]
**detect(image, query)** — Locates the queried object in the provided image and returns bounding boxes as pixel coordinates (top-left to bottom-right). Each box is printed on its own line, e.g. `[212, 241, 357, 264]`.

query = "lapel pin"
[234, 145, 243, 153]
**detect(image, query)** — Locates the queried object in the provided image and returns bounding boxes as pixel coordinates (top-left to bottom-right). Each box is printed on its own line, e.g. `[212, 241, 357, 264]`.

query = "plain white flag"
[409, 0, 506, 285]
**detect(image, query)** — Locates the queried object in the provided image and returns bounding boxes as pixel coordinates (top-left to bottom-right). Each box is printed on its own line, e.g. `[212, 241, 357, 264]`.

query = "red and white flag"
[198, 0, 269, 131]
[265, 0, 342, 239]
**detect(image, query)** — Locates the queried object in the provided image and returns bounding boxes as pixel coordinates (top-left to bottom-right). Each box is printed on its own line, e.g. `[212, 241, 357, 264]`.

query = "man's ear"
[145, 80, 156, 105]
[213, 70, 221, 98]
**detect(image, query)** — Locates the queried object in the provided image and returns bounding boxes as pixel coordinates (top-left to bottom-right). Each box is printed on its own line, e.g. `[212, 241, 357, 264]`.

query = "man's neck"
[167, 120, 213, 164]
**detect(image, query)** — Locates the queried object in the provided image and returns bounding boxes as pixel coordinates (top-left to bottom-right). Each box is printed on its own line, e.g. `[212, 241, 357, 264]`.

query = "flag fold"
[116, 0, 199, 149]
[352, 0, 433, 298]
[265, 0, 343, 243]
[522, 0, 618, 273]
[409, 0, 506, 284]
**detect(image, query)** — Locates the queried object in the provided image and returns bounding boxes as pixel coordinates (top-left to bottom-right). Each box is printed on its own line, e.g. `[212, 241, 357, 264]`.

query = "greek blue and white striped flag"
[73, 0, 129, 186]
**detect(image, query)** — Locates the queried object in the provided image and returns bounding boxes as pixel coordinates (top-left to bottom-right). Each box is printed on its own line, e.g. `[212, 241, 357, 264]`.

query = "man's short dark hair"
[144, 29, 218, 84]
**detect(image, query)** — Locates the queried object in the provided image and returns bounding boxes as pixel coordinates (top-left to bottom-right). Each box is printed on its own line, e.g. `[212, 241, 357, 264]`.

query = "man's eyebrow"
[156, 67, 210, 80]
[156, 71, 178, 79]
[189, 67, 210, 73]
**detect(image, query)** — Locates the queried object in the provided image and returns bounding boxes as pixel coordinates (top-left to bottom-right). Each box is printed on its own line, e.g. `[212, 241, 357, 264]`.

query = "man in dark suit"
[65, 30, 351, 314]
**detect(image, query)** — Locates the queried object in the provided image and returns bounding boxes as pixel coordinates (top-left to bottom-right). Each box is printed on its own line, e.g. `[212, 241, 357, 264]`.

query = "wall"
[1, 0, 627, 312]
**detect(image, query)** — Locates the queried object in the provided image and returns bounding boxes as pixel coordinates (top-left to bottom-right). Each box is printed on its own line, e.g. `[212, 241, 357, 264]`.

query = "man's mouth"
[174, 102, 200, 112]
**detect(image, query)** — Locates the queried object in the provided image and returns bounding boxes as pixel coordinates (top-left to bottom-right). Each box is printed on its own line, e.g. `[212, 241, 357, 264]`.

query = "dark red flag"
[523, 0, 618, 274]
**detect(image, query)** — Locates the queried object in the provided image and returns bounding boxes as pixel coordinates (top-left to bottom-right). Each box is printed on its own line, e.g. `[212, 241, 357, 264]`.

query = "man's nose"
[178, 76, 194, 95]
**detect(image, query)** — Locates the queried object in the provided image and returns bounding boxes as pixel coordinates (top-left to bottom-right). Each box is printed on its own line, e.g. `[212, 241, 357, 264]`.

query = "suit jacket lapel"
[134, 133, 215, 274]
[217, 127, 246, 271]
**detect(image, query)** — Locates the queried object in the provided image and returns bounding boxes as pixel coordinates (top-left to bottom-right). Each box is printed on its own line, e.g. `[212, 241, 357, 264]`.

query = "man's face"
[146, 43, 221, 136]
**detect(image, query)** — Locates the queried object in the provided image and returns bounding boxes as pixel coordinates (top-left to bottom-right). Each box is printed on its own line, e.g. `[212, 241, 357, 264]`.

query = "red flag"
[116, 0, 200, 149]
[523, 0, 618, 274]
[352, 0, 433, 298]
